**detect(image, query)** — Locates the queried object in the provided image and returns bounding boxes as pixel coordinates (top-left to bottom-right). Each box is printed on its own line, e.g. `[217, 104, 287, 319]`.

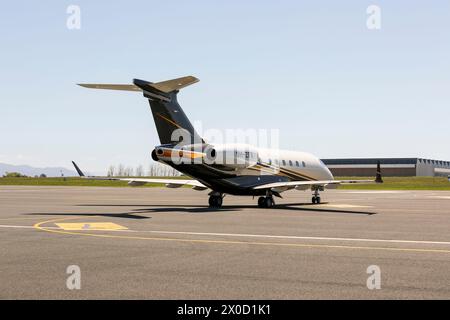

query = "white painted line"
[114, 229, 450, 246]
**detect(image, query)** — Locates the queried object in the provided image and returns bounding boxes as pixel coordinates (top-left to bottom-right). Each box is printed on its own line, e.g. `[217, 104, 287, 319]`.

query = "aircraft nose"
[324, 164, 334, 180]
[319, 160, 334, 180]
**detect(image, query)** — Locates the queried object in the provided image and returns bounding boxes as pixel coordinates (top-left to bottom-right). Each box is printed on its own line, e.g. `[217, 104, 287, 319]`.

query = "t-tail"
[78, 76, 203, 145]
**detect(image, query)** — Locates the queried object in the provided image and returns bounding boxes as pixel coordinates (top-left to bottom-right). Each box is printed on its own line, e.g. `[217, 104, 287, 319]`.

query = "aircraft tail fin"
[78, 76, 203, 145]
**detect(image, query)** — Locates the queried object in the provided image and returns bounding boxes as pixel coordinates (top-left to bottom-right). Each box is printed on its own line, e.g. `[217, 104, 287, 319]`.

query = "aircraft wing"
[90, 177, 207, 189]
[253, 161, 383, 191]
[252, 180, 339, 190]
[71, 161, 208, 190]
[252, 179, 377, 190]
[338, 179, 376, 184]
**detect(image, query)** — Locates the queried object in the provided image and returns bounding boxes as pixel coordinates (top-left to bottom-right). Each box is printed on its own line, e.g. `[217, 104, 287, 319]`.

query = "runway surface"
[0, 186, 449, 299]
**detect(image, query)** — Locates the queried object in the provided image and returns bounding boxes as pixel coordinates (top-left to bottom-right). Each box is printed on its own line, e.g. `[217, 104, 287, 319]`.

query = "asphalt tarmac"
[0, 186, 449, 299]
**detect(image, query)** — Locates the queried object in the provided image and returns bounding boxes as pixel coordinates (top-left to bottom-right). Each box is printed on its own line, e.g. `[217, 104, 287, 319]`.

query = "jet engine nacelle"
[151, 149, 159, 162]
[204, 144, 258, 169]
[152, 144, 259, 169]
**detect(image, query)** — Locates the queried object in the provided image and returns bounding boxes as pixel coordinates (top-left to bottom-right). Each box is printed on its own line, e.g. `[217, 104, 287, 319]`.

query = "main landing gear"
[311, 187, 321, 204]
[208, 192, 223, 208]
[257, 196, 275, 208]
[257, 191, 275, 208]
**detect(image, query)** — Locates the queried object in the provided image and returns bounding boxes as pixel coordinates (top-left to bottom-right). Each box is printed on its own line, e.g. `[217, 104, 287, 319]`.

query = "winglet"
[375, 161, 383, 183]
[72, 161, 85, 177]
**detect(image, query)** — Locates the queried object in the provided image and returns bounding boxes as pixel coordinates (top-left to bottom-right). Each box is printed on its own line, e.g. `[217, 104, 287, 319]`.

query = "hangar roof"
[321, 158, 450, 167]
[321, 158, 418, 165]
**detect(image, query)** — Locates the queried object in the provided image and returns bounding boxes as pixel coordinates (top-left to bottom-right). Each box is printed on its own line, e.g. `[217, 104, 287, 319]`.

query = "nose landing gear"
[311, 187, 322, 204]
[312, 195, 321, 204]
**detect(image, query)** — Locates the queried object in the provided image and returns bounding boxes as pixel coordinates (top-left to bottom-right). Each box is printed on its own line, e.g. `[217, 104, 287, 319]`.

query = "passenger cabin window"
[282, 160, 286, 166]
[289, 160, 293, 166]
[302, 161, 306, 167]
[268, 159, 272, 165]
[295, 161, 300, 167]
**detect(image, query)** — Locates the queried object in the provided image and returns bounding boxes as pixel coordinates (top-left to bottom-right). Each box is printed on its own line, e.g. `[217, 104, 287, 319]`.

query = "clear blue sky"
[1, 1, 449, 173]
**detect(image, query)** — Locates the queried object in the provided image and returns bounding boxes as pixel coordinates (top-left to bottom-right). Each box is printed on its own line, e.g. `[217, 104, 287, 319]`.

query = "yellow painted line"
[33, 218, 450, 254]
[55, 222, 127, 231]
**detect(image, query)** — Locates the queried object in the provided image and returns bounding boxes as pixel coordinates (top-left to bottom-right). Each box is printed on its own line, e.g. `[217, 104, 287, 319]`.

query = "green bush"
[3, 172, 27, 178]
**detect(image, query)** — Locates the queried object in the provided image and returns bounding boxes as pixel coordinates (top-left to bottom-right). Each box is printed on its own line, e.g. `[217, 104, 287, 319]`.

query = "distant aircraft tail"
[78, 76, 203, 145]
[375, 161, 383, 183]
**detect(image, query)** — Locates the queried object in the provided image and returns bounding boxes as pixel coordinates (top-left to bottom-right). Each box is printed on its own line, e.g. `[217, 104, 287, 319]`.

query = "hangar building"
[321, 158, 450, 177]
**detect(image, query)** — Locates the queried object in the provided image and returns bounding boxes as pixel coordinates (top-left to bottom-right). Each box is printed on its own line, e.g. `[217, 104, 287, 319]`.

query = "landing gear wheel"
[257, 196, 275, 208]
[208, 195, 223, 208]
[312, 196, 321, 204]
[258, 197, 265, 208]
[264, 197, 274, 208]
[257, 193, 275, 208]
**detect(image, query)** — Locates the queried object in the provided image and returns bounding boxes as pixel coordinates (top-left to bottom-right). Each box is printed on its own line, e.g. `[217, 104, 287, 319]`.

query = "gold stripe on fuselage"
[251, 163, 314, 181]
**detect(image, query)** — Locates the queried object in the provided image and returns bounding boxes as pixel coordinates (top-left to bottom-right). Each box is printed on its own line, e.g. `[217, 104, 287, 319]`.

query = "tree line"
[2, 172, 46, 178]
[106, 163, 181, 177]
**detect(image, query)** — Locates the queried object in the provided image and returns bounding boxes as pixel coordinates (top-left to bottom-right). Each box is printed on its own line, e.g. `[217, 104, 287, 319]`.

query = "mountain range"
[0, 163, 77, 177]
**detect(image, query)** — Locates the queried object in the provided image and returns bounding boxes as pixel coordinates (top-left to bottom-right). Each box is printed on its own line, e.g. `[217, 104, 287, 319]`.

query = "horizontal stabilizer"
[77, 84, 141, 91]
[78, 76, 199, 94]
[145, 76, 199, 93]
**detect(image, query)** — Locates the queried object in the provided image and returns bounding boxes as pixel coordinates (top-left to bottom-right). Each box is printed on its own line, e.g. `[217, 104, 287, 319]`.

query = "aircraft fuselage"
[153, 143, 334, 196]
